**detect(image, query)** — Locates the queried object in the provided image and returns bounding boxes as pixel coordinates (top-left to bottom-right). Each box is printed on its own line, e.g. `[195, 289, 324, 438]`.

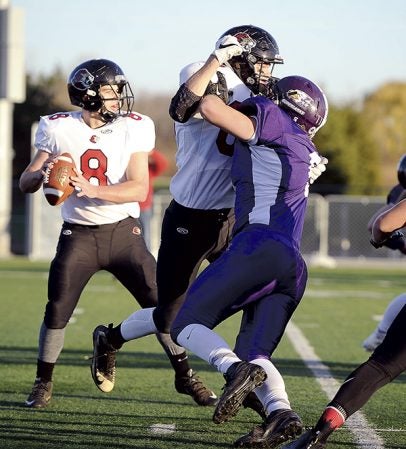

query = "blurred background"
[1, 0, 406, 263]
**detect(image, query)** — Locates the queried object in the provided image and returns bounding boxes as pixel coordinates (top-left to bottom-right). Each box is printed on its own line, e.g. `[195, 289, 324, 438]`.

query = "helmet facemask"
[90, 81, 134, 123]
[229, 56, 278, 96]
[221, 26, 284, 96]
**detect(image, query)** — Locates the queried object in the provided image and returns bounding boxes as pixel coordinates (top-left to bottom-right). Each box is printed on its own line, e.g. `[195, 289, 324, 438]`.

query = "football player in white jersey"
[90, 26, 293, 413]
[19, 58, 212, 408]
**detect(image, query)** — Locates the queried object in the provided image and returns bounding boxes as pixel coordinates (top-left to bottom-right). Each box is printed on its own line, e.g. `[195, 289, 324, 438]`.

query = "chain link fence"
[17, 190, 403, 266]
[151, 192, 402, 267]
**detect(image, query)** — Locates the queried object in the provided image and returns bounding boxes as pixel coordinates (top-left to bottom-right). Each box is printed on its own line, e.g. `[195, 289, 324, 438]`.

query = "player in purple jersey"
[169, 64, 329, 447]
[282, 202, 406, 449]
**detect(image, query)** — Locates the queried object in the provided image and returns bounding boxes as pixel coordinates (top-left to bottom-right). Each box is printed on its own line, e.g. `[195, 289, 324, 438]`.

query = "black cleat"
[242, 391, 268, 420]
[213, 361, 267, 424]
[175, 369, 218, 406]
[280, 428, 327, 449]
[234, 409, 303, 448]
[91, 324, 117, 393]
[25, 378, 53, 408]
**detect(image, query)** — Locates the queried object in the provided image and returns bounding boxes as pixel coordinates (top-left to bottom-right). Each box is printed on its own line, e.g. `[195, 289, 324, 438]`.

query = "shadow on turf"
[0, 402, 238, 449]
[2, 346, 405, 384]
[0, 391, 213, 409]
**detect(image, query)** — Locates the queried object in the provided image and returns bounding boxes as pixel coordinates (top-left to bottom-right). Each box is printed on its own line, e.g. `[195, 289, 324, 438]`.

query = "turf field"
[0, 258, 405, 449]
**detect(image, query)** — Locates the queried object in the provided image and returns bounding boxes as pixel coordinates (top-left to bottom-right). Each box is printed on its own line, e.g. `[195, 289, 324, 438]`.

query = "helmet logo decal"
[234, 32, 256, 53]
[281, 98, 305, 115]
[89, 135, 99, 143]
[286, 89, 316, 116]
[71, 68, 95, 91]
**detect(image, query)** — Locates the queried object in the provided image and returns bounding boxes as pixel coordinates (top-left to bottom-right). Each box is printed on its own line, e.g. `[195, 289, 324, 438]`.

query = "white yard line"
[149, 423, 176, 434]
[286, 321, 385, 449]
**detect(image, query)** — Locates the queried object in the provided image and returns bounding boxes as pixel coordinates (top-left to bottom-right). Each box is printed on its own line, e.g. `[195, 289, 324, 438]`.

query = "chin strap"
[98, 102, 122, 123]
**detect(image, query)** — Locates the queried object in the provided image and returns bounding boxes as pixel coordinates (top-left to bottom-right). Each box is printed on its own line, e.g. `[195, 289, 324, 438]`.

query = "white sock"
[120, 307, 157, 341]
[176, 323, 240, 373]
[250, 357, 291, 413]
[379, 293, 406, 333]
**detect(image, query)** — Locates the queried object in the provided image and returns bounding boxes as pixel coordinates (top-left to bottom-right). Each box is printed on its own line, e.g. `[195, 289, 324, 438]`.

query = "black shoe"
[213, 361, 267, 424]
[242, 391, 267, 420]
[91, 324, 117, 393]
[280, 428, 327, 449]
[25, 378, 53, 408]
[234, 409, 303, 448]
[175, 369, 218, 406]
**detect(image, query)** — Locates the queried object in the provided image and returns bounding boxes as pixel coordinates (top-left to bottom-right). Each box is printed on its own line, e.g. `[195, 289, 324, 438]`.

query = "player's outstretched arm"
[371, 199, 406, 247]
[199, 94, 255, 142]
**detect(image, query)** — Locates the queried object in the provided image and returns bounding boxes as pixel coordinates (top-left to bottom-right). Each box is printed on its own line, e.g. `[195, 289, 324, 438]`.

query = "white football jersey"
[170, 62, 253, 209]
[35, 110, 155, 225]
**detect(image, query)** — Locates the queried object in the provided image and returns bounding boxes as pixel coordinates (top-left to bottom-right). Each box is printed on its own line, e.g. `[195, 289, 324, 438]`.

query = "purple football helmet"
[273, 75, 328, 138]
[67, 58, 134, 122]
[397, 154, 406, 188]
[220, 25, 284, 95]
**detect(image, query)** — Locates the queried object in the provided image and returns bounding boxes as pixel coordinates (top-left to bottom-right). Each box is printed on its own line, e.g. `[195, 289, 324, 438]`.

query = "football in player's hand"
[43, 152, 75, 206]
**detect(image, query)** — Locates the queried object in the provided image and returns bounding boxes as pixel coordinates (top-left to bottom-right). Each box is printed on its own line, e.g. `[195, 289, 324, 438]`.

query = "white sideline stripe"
[286, 321, 385, 449]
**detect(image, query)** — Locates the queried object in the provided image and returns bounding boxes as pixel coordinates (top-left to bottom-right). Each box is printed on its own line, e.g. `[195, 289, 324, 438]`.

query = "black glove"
[205, 71, 229, 104]
[370, 230, 404, 249]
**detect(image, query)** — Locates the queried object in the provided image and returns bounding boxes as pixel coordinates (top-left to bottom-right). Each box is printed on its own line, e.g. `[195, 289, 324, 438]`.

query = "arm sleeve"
[169, 61, 228, 123]
[169, 83, 202, 123]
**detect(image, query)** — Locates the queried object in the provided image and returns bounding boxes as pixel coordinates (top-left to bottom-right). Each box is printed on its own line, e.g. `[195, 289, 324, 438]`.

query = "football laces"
[43, 167, 51, 184]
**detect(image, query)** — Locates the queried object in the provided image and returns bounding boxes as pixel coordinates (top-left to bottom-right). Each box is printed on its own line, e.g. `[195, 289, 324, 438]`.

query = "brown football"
[43, 152, 75, 206]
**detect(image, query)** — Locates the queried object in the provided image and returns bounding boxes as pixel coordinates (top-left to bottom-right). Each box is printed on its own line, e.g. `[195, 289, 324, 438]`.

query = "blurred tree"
[363, 82, 406, 187]
[313, 104, 381, 195]
[13, 68, 71, 177]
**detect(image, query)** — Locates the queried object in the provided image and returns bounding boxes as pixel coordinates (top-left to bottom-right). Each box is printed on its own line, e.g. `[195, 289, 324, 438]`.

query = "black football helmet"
[220, 25, 284, 95]
[397, 154, 406, 188]
[67, 58, 134, 122]
[273, 75, 328, 138]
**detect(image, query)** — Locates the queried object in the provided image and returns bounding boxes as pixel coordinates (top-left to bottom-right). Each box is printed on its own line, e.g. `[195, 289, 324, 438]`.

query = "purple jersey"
[231, 96, 321, 249]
